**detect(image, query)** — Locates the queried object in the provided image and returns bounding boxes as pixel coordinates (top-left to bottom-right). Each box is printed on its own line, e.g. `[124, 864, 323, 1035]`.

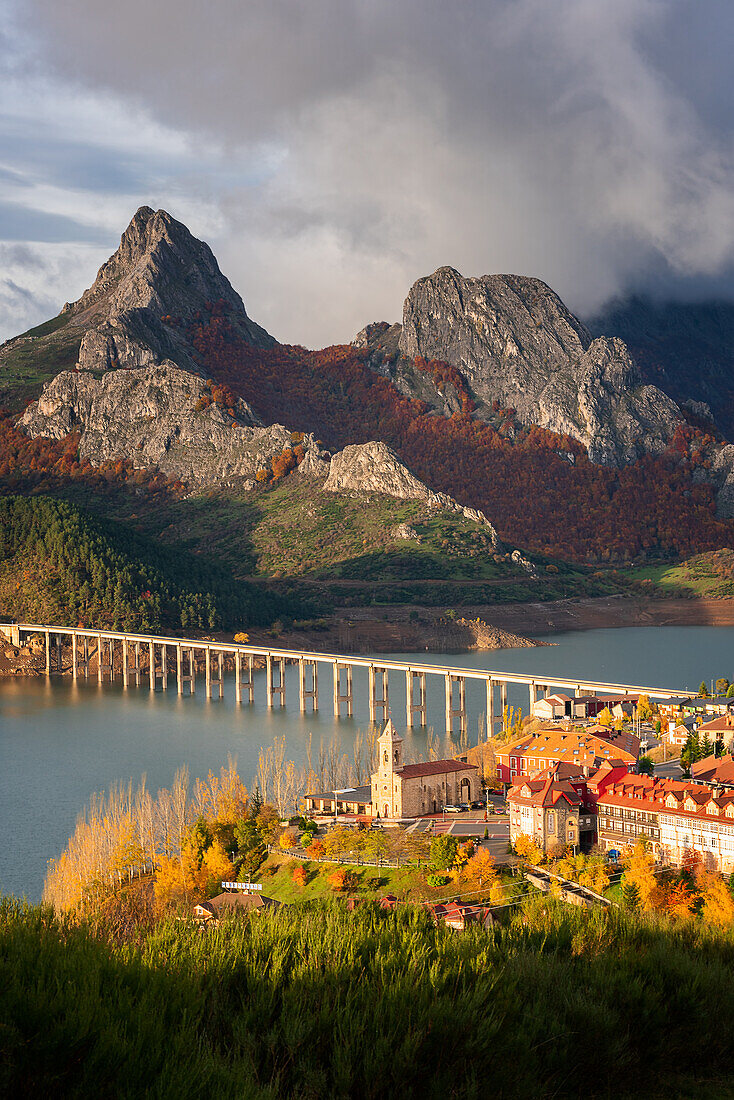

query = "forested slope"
[0, 496, 286, 632]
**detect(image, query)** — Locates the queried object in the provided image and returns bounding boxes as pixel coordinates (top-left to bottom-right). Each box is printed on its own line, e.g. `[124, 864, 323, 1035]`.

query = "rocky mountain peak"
[64, 206, 273, 351]
[43, 205, 273, 384]
[390, 266, 681, 466]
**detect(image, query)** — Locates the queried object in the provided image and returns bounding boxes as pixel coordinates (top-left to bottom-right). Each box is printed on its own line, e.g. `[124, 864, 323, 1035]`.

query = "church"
[370, 720, 479, 819]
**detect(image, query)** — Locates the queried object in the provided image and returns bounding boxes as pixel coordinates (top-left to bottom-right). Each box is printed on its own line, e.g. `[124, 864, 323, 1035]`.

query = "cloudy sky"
[1, 0, 733, 346]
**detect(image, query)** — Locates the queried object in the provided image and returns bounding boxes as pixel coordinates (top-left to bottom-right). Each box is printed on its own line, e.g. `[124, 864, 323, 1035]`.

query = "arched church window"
[383, 751, 388, 764]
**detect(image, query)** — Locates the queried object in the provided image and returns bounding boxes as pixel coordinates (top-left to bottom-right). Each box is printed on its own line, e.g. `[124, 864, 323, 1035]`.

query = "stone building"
[370, 721, 479, 819]
[508, 765, 587, 854]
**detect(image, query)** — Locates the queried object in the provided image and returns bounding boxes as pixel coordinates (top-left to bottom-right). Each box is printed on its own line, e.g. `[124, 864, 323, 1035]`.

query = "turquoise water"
[2, 625, 733, 900]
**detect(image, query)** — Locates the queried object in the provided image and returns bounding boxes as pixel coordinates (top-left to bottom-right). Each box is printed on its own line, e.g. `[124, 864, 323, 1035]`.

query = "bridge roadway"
[1, 621, 688, 735]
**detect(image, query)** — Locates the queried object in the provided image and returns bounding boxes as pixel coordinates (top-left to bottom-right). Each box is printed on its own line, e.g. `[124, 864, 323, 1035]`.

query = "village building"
[692, 753, 734, 790]
[303, 785, 372, 817]
[531, 693, 572, 721]
[370, 720, 479, 818]
[507, 765, 587, 853]
[666, 722, 692, 749]
[496, 727, 637, 787]
[194, 892, 281, 923]
[697, 714, 734, 752]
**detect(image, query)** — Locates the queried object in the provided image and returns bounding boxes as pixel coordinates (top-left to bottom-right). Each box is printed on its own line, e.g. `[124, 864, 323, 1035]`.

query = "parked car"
[444, 804, 462, 813]
[470, 799, 485, 810]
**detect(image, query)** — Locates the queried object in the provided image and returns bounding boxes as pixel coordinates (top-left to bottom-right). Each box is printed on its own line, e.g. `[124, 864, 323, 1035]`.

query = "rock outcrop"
[19, 364, 321, 487]
[323, 441, 501, 548]
[367, 266, 681, 466]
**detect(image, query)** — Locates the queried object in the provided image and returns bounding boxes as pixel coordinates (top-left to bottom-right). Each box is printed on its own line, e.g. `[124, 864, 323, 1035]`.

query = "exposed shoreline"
[470, 595, 734, 636]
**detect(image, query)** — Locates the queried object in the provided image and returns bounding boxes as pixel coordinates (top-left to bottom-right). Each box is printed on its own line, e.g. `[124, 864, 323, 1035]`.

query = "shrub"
[426, 873, 450, 888]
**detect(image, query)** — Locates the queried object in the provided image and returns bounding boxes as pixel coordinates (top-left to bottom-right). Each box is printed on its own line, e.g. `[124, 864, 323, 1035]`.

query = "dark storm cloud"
[11, 0, 734, 345]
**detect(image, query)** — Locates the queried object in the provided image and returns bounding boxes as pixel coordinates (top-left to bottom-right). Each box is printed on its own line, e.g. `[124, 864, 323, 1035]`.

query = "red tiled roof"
[693, 753, 734, 785]
[399, 759, 477, 779]
[699, 715, 734, 732]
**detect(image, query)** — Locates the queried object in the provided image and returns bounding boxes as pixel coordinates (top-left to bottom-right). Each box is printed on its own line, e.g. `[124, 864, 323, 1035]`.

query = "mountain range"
[3, 204, 734, 630]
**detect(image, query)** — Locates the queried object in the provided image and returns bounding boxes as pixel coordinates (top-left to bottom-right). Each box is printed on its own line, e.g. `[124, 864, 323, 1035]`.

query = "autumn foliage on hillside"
[0, 410, 178, 500]
[186, 303, 734, 562]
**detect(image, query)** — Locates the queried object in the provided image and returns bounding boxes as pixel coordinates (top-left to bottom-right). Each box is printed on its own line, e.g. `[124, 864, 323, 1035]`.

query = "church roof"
[399, 759, 477, 779]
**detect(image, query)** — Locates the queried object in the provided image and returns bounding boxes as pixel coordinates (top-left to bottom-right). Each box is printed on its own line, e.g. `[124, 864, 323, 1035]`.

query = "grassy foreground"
[2, 897, 734, 1099]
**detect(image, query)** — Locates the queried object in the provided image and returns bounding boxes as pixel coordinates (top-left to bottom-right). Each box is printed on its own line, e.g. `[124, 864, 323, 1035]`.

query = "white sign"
[221, 881, 262, 891]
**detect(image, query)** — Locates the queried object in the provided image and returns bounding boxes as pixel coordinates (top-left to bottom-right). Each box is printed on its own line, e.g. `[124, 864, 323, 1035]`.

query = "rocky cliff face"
[19, 364, 321, 487]
[588, 295, 734, 437]
[324, 441, 502, 549]
[372, 266, 682, 466]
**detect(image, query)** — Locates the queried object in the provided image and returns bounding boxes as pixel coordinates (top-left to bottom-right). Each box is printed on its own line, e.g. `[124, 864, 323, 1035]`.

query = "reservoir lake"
[2, 624, 734, 900]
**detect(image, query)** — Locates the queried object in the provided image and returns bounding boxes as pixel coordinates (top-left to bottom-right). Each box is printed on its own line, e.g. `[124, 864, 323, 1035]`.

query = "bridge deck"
[0, 621, 689, 699]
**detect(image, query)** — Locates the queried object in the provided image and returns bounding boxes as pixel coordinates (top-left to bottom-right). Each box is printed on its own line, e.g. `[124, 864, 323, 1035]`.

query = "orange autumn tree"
[292, 865, 307, 888]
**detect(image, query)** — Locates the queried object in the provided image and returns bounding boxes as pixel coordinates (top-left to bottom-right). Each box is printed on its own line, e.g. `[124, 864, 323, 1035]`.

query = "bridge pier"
[529, 680, 537, 711]
[56, 634, 62, 673]
[149, 640, 155, 690]
[267, 656, 286, 708]
[486, 678, 495, 736]
[82, 636, 89, 679]
[299, 658, 318, 712]
[406, 669, 427, 728]
[123, 638, 129, 688]
[333, 662, 354, 717]
[72, 633, 78, 681]
[45, 630, 50, 676]
[235, 651, 253, 703]
[445, 673, 467, 736]
[133, 642, 141, 686]
[368, 665, 389, 724]
[206, 649, 223, 699]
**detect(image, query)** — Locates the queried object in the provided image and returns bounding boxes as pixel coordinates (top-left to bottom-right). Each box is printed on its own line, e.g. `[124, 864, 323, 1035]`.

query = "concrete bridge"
[0, 621, 689, 735]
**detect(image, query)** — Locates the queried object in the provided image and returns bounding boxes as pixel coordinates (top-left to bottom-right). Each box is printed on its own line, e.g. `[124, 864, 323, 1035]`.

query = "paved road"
[653, 759, 684, 780]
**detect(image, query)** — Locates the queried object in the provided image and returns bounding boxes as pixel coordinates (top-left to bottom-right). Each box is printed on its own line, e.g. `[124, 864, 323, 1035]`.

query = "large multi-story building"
[597, 775, 734, 872]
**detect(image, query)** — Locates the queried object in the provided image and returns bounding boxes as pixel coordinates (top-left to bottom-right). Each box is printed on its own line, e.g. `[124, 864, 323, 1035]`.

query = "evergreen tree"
[621, 881, 640, 911]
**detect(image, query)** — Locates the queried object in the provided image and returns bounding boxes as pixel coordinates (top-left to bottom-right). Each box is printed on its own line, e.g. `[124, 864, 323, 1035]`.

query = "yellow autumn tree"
[698, 872, 734, 927]
[514, 833, 543, 865]
[201, 839, 236, 895]
[622, 839, 660, 911]
[462, 847, 503, 902]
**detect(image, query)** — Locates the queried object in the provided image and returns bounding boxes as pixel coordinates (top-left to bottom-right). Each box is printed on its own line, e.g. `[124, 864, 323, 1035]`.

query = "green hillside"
[0, 495, 295, 632]
[2, 897, 734, 1099]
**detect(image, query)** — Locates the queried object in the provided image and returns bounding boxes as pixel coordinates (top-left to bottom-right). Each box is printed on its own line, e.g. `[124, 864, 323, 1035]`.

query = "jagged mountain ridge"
[588, 294, 734, 437]
[358, 266, 682, 467]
